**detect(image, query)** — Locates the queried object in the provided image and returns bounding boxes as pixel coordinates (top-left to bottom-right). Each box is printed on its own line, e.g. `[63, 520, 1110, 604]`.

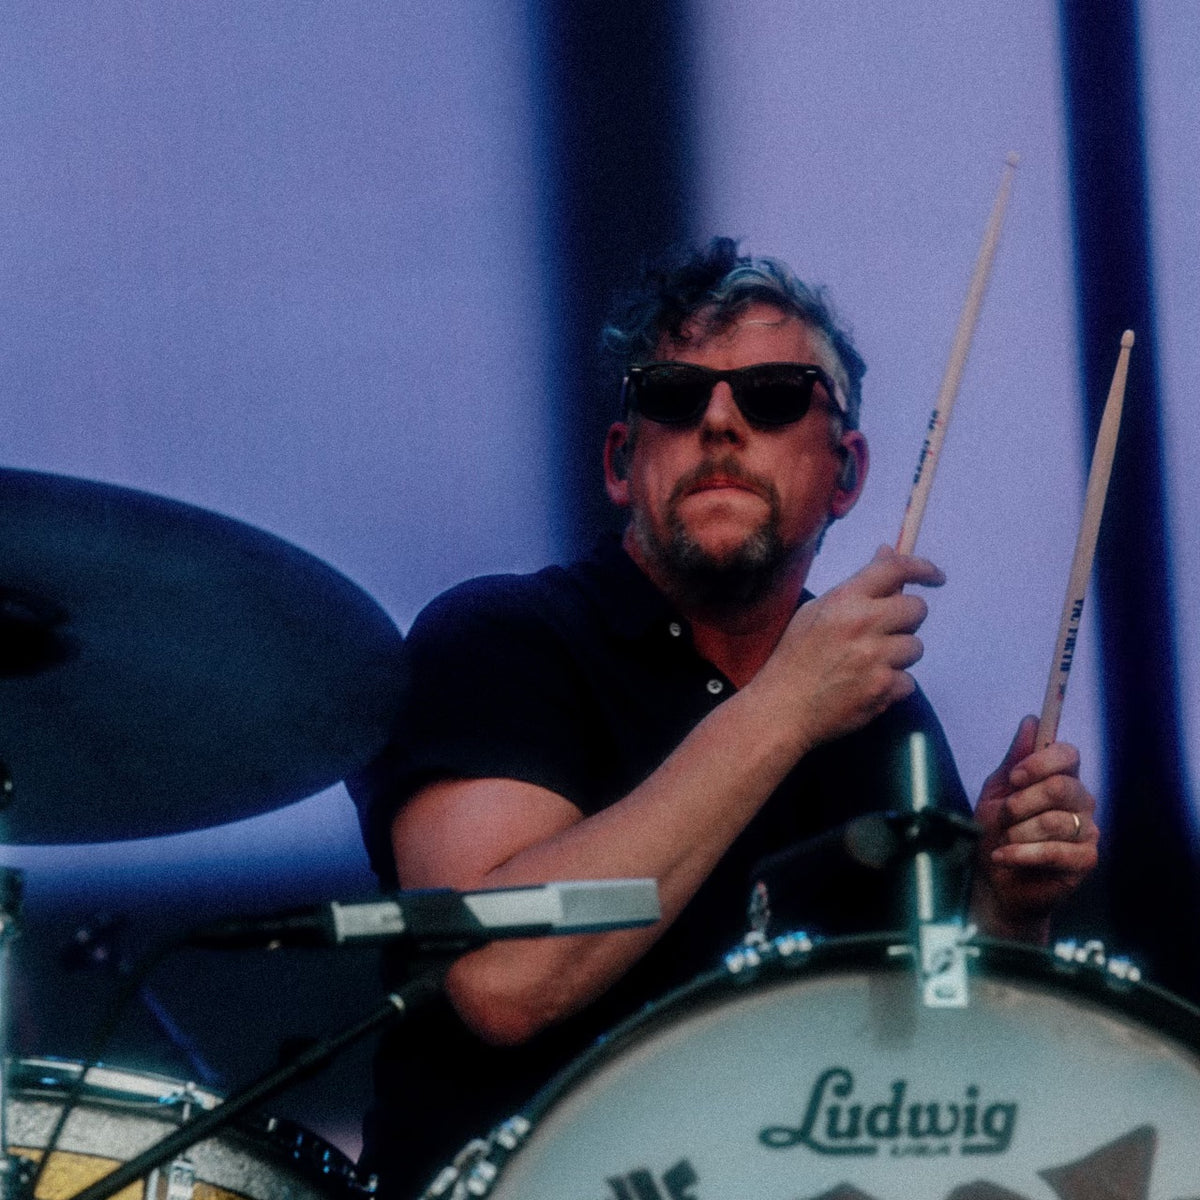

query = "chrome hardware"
[725, 930, 814, 976]
[419, 1115, 531, 1200]
[146, 1156, 196, 1200]
[1053, 938, 1142, 983]
[918, 921, 975, 1008]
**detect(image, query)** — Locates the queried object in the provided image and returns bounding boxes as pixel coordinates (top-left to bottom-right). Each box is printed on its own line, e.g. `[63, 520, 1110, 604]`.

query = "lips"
[667, 456, 778, 513]
[691, 475, 754, 492]
[681, 472, 768, 501]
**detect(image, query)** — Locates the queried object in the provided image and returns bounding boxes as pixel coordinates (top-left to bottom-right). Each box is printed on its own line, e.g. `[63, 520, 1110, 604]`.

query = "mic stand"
[61, 970, 445, 1200]
[59, 876, 661, 1200]
[0, 868, 34, 1200]
[907, 731, 976, 1008]
[746, 807, 978, 941]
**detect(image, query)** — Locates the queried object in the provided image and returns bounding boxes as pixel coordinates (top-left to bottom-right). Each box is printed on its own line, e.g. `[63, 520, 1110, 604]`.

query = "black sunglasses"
[621, 361, 848, 429]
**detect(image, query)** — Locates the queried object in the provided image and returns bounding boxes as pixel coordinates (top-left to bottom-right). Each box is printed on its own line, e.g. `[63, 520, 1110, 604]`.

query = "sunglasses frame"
[621, 361, 850, 430]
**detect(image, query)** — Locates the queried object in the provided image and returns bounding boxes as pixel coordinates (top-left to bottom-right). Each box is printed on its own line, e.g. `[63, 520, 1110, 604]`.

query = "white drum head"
[478, 937, 1200, 1199]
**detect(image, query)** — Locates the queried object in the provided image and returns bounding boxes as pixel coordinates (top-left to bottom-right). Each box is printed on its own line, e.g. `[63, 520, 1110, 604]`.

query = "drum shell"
[5, 1058, 365, 1200]
[446, 935, 1200, 1199]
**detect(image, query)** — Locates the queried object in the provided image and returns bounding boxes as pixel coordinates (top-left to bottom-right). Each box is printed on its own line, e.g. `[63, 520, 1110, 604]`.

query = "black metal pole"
[527, 0, 699, 556]
[63, 974, 444, 1200]
[1057, 0, 1200, 999]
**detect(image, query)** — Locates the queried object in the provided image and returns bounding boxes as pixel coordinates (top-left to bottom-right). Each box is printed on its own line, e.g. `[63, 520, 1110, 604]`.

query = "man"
[351, 239, 1097, 1196]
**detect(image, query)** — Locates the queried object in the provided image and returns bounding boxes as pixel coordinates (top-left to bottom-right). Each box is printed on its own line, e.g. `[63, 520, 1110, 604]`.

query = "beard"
[631, 458, 793, 608]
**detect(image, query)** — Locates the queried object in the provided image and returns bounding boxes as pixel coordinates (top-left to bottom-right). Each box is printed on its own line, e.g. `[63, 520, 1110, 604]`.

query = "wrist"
[740, 673, 821, 766]
[970, 877, 1052, 946]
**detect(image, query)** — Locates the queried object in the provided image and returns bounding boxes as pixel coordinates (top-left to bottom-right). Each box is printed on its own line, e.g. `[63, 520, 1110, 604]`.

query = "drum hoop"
[419, 932, 1200, 1199]
[10, 1058, 225, 1111]
[8, 1057, 368, 1196]
[522, 931, 1200, 1130]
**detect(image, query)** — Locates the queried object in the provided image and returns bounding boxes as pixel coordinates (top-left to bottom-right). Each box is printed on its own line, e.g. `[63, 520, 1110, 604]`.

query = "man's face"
[606, 302, 866, 602]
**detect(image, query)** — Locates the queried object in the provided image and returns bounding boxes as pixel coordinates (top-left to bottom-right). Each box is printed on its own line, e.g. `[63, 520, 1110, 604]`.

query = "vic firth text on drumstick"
[1036, 330, 1135, 749]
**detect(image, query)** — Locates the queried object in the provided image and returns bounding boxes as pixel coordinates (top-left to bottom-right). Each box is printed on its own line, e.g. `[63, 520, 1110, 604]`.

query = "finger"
[979, 715, 1038, 799]
[1000, 807, 1093, 846]
[1000, 775, 1092, 825]
[885, 669, 917, 709]
[883, 633, 924, 671]
[854, 546, 946, 598]
[878, 593, 929, 634]
[855, 662, 918, 715]
[990, 837, 1098, 871]
[1008, 739, 1082, 790]
[999, 715, 1038, 774]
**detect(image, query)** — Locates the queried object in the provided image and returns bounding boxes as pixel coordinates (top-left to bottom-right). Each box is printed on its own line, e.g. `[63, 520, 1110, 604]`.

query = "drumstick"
[1036, 330, 1135, 749]
[896, 153, 1019, 555]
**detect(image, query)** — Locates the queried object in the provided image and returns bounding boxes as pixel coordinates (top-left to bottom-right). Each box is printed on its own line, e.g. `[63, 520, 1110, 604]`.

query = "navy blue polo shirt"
[350, 538, 970, 1196]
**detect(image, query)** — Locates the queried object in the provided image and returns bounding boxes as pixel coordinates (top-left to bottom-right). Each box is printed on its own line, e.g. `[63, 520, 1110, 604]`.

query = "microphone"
[187, 879, 661, 950]
[843, 808, 980, 870]
[747, 809, 980, 936]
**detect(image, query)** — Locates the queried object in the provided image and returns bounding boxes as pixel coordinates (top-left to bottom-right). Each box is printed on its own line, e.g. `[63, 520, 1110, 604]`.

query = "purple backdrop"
[0, 0, 1194, 1159]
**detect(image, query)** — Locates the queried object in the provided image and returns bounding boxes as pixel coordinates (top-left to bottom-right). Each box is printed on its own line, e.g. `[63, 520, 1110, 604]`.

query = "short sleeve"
[347, 575, 596, 884]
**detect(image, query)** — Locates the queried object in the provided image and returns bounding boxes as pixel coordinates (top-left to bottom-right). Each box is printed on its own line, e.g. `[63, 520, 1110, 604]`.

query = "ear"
[830, 430, 868, 519]
[604, 422, 632, 506]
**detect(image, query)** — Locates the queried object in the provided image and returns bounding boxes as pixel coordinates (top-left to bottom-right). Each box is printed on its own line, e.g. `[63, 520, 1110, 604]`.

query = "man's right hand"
[753, 545, 946, 754]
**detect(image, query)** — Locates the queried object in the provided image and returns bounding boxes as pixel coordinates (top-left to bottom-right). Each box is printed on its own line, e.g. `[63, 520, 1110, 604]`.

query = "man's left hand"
[971, 714, 1098, 942]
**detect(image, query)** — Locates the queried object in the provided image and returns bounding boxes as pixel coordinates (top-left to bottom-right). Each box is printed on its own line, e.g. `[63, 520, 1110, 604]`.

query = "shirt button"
[668, 622, 682, 638]
[706, 679, 724, 695]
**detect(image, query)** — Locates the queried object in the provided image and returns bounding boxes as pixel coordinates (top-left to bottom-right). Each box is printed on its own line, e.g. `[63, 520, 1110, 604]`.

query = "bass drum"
[6, 1058, 369, 1200]
[428, 934, 1200, 1199]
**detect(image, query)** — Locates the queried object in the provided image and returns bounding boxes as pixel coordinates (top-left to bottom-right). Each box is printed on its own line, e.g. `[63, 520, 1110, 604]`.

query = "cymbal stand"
[62, 970, 445, 1200]
[0, 867, 33, 1200]
[908, 732, 973, 1008]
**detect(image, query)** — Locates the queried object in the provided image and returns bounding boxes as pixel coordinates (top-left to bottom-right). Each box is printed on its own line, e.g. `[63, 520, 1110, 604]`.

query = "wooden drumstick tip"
[1005, 151, 1020, 168]
[894, 155, 1019, 557]
[1035, 328, 1133, 749]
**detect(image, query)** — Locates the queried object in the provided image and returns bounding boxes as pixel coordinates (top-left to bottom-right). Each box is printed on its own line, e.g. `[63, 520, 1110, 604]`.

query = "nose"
[698, 381, 747, 442]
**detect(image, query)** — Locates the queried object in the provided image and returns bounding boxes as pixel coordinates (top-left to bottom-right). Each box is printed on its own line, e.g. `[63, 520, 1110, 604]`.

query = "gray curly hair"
[602, 237, 866, 429]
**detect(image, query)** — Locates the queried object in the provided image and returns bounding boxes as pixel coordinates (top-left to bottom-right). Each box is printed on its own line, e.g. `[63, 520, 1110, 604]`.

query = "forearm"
[417, 674, 816, 1044]
[400, 551, 945, 1043]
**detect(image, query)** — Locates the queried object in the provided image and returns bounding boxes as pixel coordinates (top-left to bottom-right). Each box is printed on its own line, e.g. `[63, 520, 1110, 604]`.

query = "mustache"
[669, 457, 779, 508]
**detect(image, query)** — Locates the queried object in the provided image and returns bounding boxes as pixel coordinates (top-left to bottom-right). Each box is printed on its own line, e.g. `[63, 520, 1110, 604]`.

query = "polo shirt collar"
[576, 534, 818, 642]
[576, 535, 678, 641]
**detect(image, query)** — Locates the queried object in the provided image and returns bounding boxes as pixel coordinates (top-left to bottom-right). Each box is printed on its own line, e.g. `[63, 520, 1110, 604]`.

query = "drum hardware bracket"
[1053, 937, 1142, 984]
[156, 1083, 201, 1119]
[144, 1155, 196, 1200]
[724, 930, 815, 978]
[885, 924, 981, 1009]
[917, 920, 977, 1008]
[420, 1116, 532, 1200]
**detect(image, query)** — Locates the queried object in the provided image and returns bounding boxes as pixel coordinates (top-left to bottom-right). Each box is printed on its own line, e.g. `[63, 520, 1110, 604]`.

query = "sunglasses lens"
[630, 367, 711, 424]
[737, 367, 816, 425]
[627, 364, 832, 427]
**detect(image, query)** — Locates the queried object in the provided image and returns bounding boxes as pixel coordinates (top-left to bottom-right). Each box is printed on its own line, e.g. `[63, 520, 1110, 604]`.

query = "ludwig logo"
[761, 1067, 1017, 1157]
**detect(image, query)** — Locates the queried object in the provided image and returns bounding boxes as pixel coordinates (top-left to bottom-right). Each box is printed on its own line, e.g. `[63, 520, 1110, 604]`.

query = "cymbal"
[0, 469, 405, 844]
